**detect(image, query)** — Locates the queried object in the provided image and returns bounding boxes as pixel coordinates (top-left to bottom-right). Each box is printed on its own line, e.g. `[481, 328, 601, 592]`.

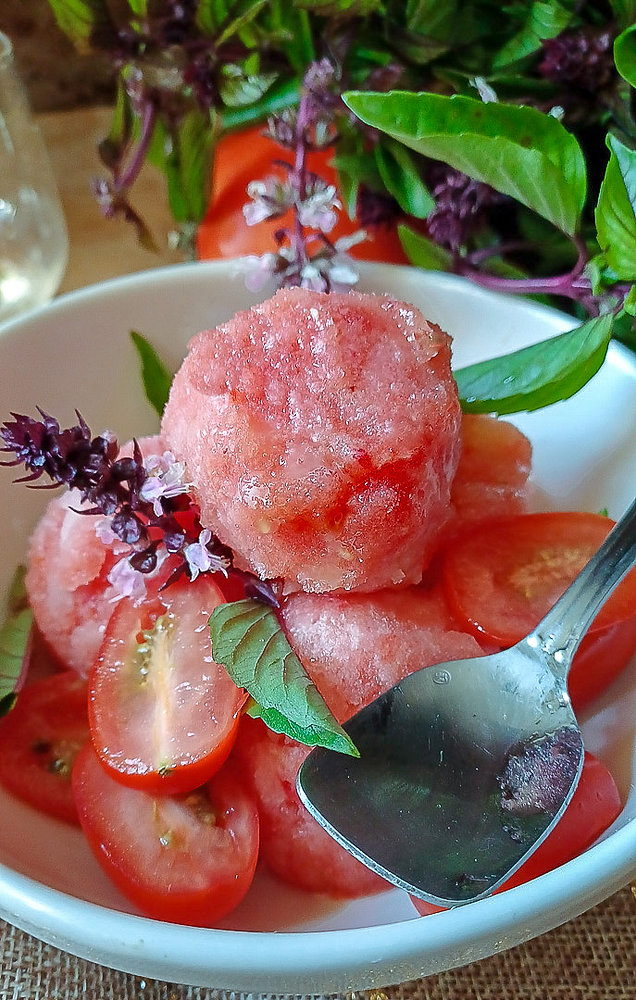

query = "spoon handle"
[530, 497, 636, 675]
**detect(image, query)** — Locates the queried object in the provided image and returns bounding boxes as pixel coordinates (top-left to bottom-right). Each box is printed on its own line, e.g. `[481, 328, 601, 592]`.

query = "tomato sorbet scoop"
[161, 287, 461, 592]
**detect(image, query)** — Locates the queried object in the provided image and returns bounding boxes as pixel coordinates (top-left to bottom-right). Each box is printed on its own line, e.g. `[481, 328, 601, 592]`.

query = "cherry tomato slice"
[72, 743, 259, 925]
[196, 126, 409, 265]
[89, 575, 245, 795]
[442, 511, 636, 709]
[411, 751, 622, 915]
[0, 671, 89, 824]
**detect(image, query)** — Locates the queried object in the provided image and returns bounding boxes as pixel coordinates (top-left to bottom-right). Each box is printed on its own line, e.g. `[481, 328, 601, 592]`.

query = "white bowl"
[0, 260, 634, 993]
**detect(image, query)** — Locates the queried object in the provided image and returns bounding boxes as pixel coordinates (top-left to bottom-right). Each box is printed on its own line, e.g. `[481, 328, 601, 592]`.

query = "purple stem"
[290, 90, 311, 268]
[456, 236, 592, 305]
[115, 98, 158, 193]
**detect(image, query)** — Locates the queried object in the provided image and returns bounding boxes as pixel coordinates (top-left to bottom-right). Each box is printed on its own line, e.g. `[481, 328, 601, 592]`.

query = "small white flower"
[471, 76, 498, 103]
[299, 262, 329, 292]
[140, 451, 191, 516]
[297, 183, 340, 232]
[184, 529, 231, 582]
[234, 253, 279, 293]
[244, 177, 294, 225]
[107, 557, 147, 603]
[95, 516, 119, 546]
[333, 229, 367, 253]
[327, 258, 360, 290]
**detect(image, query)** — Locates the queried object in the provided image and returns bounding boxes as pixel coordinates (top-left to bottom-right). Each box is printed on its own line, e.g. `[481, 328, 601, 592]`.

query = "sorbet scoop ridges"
[161, 287, 461, 592]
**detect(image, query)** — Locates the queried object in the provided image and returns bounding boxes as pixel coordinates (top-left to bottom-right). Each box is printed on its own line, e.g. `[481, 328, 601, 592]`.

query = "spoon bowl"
[298, 497, 636, 906]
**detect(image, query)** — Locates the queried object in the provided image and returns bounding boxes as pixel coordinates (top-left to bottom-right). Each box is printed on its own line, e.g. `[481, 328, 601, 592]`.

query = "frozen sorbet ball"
[25, 436, 170, 675]
[162, 287, 461, 592]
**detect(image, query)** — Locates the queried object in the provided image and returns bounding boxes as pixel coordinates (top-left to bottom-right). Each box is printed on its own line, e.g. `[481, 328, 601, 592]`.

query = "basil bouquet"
[48, 0, 634, 356]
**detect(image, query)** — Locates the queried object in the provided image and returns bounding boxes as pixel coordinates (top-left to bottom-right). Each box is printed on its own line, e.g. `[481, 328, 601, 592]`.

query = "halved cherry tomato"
[411, 751, 622, 915]
[196, 125, 409, 264]
[89, 575, 245, 795]
[72, 743, 259, 925]
[442, 512, 636, 710]
[0, 671, 89, 824]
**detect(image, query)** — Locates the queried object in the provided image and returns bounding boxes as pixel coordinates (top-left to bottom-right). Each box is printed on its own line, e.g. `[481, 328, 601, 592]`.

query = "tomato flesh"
[0, 671, 89, 824]
[411, 751, 622, 914]
[442, 512, 636, 709]
[72, 743, 259, 925]
[196, 126, 409, 265]
[89, 575, 245, 795]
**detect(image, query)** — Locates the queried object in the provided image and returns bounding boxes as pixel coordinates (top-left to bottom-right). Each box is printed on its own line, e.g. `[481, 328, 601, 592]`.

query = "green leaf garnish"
[343, 90, 587, 237]
[210, 599, 359, 756]
[48, 0, 111, 48]
[398, 223, 454, 271]
[130, 331, 175, 417]
[0, 567, 32, 717]
[454, 313, 614, 414]
[595, 134, 636, 281]
[614, 23, 636, 86]
[373, 139, 435, 218]
[164, 109, 217, 225]
[491, 0, 575, 69]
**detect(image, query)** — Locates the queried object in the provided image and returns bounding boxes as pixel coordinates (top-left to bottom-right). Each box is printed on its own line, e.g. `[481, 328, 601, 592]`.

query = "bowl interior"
[0, 260, 634, 992]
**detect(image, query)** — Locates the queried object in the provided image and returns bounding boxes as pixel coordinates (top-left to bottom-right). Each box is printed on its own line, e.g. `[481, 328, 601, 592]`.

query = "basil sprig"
[210, 599, 358, 756]
[454, 313, 614, 415]
[0, 567, 32, 717]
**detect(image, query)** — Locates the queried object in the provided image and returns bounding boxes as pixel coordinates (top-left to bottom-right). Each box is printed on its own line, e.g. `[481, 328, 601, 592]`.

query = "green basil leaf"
[0, 567, 32, 717]
[402, 0, 458, 38]
[164, 109, 217, 224]
[595, 134, 636, 281]
[48, 0, 111, 47]
[220, 77, 300, 131]
[343, 90, 587, 237]
[98, 79, 133, 171]
[492, 0, 575, 69]
[195, 0, 227, 33]
[610, 0, 636, 31]
[210, 599, 359, 756]
[398, 223, 453, 271]
[373, 139, 435, 218]
[217, 0, 270, 45]
[454, 313, 614, 414]
[623, 284, 636, 317]
[296, 0, 381, 14]
[130, 331, 174, 417]
[614, 24, 636, 88]
[219, 66, 278, 108]
[126, 0, 147, 15]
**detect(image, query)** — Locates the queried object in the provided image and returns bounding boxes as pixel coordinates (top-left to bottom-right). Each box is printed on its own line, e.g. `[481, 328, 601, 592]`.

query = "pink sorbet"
[162, 288, 461, 592]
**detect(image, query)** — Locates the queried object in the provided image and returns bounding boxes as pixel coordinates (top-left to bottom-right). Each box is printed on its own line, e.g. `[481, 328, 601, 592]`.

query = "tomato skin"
[0, 671, 89, 824]
[196, 126, 409, 265]
[411, 751, 622, 915]
[89, 575, 245, 795]
[72, 743, 259, 925]
[442, 512, 636, 709]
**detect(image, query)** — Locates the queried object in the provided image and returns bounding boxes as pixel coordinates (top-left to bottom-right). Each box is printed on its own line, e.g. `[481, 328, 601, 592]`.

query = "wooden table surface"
[39, 105, 183, 294]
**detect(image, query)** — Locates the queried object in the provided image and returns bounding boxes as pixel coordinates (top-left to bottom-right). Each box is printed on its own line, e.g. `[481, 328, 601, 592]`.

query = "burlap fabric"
[1, 885, 633, 1000]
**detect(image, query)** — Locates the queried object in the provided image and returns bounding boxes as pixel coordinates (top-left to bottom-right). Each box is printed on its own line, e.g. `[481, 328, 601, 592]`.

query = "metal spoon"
[297, 498, 636, 907]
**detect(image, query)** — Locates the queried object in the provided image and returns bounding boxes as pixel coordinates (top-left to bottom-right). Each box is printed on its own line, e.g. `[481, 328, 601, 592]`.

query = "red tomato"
[72, 743, 259, 925]
[0, 671, 89, 824]
[89, 575, 245, 795]
[196, 126, 408, 264]
[442, 512, 636, 710]
[449, 414, 532, 531]
[411, 751, 622, 915]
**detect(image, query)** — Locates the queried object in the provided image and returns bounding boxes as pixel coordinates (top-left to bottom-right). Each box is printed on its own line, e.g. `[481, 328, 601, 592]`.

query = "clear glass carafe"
[0, 31, 68, 323]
